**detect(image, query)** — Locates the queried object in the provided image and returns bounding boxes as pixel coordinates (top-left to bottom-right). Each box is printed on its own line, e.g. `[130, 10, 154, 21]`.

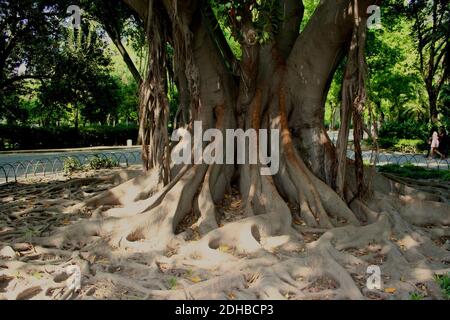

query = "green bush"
[377, 137, 397, 149]
[377, 120, 430, 151]
[0, 124, 138, 150]
[435, 273, 450, 300]
[62, 155, 119, 175]
[393, 139, 426, 153]
[409, 292, 425, 300]
[63, 157, 83, 175]
[87, 155, 119, 170]
[379, 120, 429, 141]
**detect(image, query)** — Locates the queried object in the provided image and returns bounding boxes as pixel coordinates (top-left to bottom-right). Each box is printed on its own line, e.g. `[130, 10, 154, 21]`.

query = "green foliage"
[377, 137, 397, 150]
[435, 273, 450, 300]
[378, 164, 450, 181]
[393, 139, 426, 154]
[300, 0, 320, 31]
[406, 0, 449, 120]
[0, 0, 141, 127]
[409, 292, 425, 300]
[63, 157, 83, 175]
[377, 120, 429, 151]
[87, 155, 119, 170]
[366, 13, 426, 123]
[211, 0, 282, 45]
[379, 120, 429, 141]
[63, 155, 119, 175]
[0, 0, 65, 122]
[38, 23, 118, 127]
[0, 124, 138, 150]
[167, 277, 178, 290]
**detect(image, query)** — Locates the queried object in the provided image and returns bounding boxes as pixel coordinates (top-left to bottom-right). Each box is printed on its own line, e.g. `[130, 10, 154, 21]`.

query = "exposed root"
[1, 160, 450, 300]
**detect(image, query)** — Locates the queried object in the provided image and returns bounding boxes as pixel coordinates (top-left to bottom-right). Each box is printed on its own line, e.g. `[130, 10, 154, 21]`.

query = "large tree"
[0, 0, 63, 120]
[36, 0, 450, 299]
[79, 0, 144, 85]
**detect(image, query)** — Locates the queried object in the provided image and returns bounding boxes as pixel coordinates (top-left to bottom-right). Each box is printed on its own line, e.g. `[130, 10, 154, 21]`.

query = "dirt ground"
[0, 167, 449, 300]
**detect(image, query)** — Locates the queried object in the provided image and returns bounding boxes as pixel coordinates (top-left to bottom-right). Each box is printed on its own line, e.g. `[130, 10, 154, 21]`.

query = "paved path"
[1, 139, 449, 185]
[0, 147, 141, 184]
[0, 146, 141, 165]
[350, 150, 450, 170]
[328, 130, 449, 170]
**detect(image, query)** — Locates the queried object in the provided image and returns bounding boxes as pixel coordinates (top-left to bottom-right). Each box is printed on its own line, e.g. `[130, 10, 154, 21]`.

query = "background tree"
[38, 24, 118, 128]
[408, 0, 450, 122]
[0, 0, 64, 122]
[77, 0, 145, 85]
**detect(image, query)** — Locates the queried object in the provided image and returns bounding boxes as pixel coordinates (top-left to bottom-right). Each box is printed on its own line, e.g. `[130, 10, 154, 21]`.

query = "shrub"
[409, 292, 425, 300]
[377, 120, 430, 152]
[63, 157, 83, 176]
[379, 120, 429, 141]
[62, 155, 119, 175]
[377, 137, 397, 149]
[393, 139, 426, 153]
[87, 155, 119, 170]
[435, 273, 450, 300]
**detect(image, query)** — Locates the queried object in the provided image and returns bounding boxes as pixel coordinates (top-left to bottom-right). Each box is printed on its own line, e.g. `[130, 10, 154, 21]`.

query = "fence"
[0, 150, 142, 184]
[347, 150, 450, 170]
[1, 149, 449, 185]
[329, 130, 450, 170]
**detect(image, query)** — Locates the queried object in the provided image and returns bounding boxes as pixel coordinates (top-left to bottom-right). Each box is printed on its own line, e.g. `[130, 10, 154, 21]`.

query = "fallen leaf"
[188, 276, 202, 283]
[384, 287, 396, 294]
[218, 245, 230, 253]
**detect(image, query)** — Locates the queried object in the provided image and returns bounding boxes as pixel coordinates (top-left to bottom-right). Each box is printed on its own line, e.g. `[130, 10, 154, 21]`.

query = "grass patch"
[167, 277, 178, 290]
[435, 273, 450, 300]
[378, 164, 450, 181]
[409, 292, 425, 300]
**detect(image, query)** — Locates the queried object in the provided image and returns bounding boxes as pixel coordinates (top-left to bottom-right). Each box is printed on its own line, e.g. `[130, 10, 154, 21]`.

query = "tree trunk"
[32, 0, 450, 300]
[429, 90, 438, 123]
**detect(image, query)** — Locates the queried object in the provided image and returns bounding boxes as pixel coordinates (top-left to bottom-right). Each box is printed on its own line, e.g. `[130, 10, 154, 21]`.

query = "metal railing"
[0, 150, 142, 184]
[1, 148, 448, 185]
[346, 150, 450, 170]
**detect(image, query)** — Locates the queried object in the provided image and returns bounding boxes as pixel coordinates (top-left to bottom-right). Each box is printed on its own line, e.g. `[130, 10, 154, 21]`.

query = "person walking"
[428, 128, 445, 159]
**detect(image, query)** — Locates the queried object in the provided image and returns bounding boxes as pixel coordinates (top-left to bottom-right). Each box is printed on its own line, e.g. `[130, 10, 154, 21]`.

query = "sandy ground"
[0, 167, 449, 300]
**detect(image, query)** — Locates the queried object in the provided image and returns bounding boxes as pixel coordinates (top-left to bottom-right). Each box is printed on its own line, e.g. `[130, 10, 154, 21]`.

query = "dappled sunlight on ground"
[0, 168, 449, 300]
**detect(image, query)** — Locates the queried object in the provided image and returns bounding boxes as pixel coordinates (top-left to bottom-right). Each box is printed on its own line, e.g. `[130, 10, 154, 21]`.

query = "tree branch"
[1, 74, 46, 89]
[105, 25, 143, 85]
[276, 0, 304, 60]
[201, 4, 240, 77]
[284, 0, 379, 181]
[122, 0, 149, 20]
